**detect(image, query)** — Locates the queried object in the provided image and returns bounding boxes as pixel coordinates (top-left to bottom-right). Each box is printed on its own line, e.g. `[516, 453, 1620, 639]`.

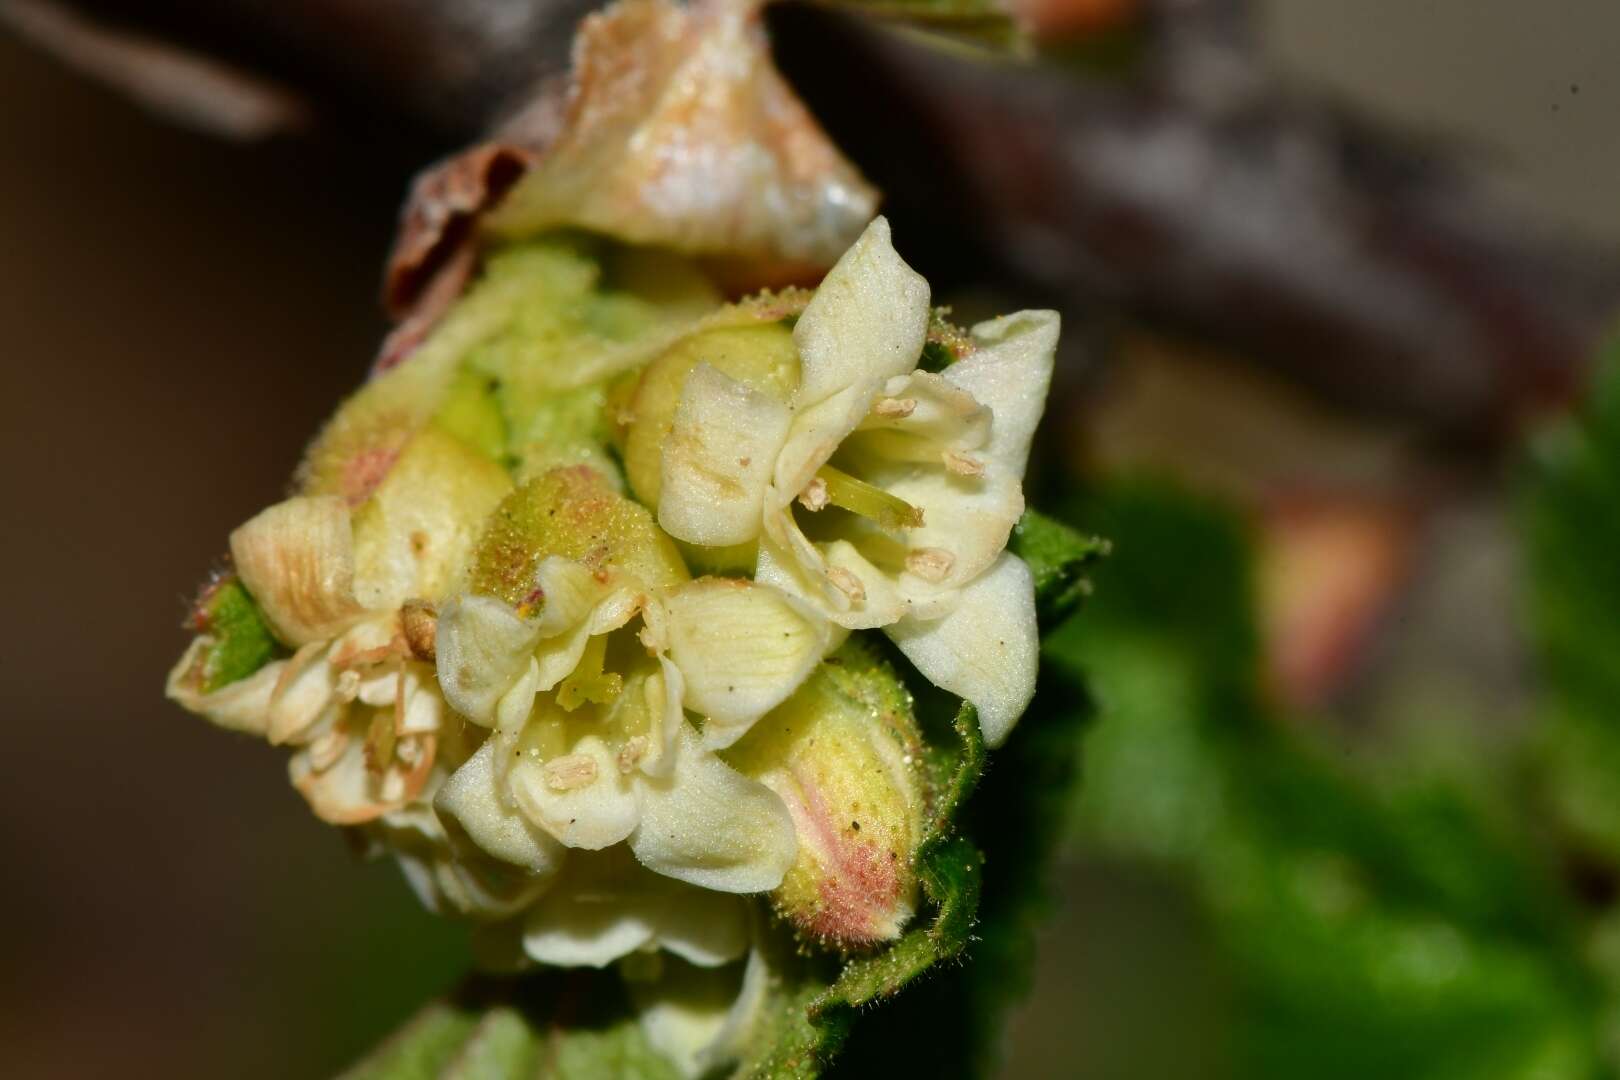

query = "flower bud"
[466, 464, 689, 609]
[618, 317, 802, 508]
[723, 640, 930, 946]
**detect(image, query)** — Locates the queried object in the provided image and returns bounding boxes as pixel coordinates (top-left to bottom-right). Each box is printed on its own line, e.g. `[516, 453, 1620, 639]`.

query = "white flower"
[434, 551, 827, 892]
[166, 430, 513, 821]
[654, 216, 1058, 744]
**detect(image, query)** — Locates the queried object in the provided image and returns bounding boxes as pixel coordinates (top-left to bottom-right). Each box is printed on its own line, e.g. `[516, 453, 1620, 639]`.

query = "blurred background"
[3, 1, 1620, 1076]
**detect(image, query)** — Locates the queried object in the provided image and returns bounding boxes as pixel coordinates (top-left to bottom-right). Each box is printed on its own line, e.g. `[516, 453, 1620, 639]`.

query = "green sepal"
[190, 576, 284, 692]
[1008, 508, 1109, 629]
[338, 975, 682, 1080]
[432, 367, 508, 462]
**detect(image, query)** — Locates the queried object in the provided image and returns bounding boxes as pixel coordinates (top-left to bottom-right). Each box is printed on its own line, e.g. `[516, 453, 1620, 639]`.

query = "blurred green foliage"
[1526, 340, 1620, 867]
[1048, 480, 1607, 1078]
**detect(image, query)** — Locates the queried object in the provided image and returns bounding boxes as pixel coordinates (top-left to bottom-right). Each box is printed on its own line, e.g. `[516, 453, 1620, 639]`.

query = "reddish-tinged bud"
[724, 640, 930, 947]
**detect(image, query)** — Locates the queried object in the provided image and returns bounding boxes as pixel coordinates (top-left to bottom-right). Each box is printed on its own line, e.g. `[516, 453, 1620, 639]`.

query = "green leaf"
[1524, 342, 1620, 861]
[1008, 508, 1108, 629]
[1051, 480, 1601, 1078]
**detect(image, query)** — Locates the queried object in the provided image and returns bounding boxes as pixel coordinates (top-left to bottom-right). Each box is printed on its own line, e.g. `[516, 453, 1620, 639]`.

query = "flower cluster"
[167, 218, 1055, 1071]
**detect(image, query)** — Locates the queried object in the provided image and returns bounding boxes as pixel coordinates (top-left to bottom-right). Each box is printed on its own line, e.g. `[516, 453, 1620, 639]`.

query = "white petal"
[164, 640, 282, 736]
[764, 218, 931, 507]
[635, 963, 736, 1077]
[754, 532, 903, 632]
[885, 552, 1039, 747]
[533, 556, 617, 637]
[396, 668, 443, 735]
[664, 578, 833, 746]
[288, 725, 431, 825]
[653, 889, 752, 969]
[770, 383, 881, 510]
[854, 370, 990, 456]
[658, 363, 792, 546]
[696, 945, 769, 1071]
[266, 642, 340, 745]
[820, 539, 908, 630]
[529, 619, 597, 693]
[510, 735, 642, 849]
[946, 310, 1059, 478]
[758, 509, 838, 606]
[521, 849, 748, 969]
[792, 216, 929, 409]
[633, 948, 766, 1078]
[495, 658, 542, 734]
[753, 529, 820, 609]
[229, 495, 365, 646]
[524, 894, 655, 968]
[435, 595, 542, 724]
[531, 576, 642, 693]
[354, 668, 401, 708]
[435, 739, 568, 876]
[630, 727, 797, 893]
[880, 459, 1024, 594]
[645, 655, 687, 776]
[379, 804, 549, 919]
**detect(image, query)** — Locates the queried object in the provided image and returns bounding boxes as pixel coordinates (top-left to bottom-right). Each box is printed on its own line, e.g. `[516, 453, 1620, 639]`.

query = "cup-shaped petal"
[630, 727, 797, 894]
[663, 577, 838, 748]
[886, 552, 1039, 747]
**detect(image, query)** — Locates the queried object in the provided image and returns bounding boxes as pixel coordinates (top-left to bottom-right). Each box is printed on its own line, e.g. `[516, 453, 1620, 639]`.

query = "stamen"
[815, 464, 924, 530]
[827, 566, 867, 604]
[544, 753, 599, 791]
[335, 669, 361, 702]
[365, 710, 396, 773]
[392, 656, 408, 735]
[942, 450, 984, 477]
[308, 729, 347, 771]
[905, 547, 956, 584]
[618, 736, 649, 773]
[332, 636, 400, 669]
[400, 600, 437, 661]
[798, 476, 830, 512]
[873, 396, 917, 419]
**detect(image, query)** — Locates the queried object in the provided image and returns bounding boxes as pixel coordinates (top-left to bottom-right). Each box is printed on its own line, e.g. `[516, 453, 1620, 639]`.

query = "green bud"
[724, 638, 930, 946]
[431, 366, 508, 462]
[466, 465, 690, 608]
